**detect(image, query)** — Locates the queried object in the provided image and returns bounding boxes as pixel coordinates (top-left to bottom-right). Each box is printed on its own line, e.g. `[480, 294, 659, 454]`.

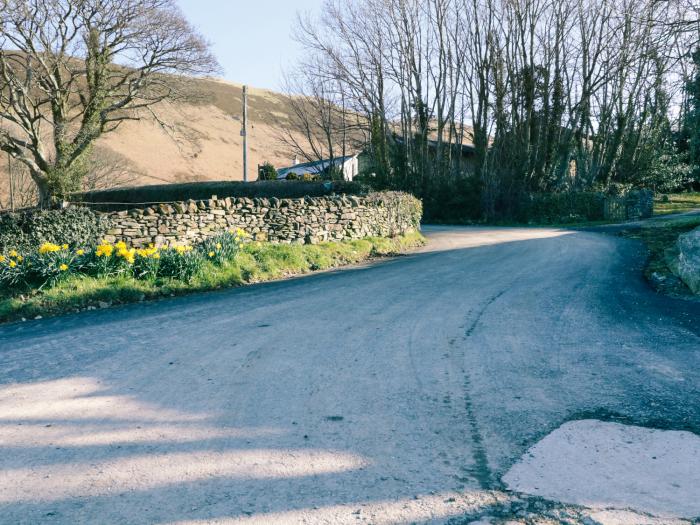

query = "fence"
[604, 190, 654, 221]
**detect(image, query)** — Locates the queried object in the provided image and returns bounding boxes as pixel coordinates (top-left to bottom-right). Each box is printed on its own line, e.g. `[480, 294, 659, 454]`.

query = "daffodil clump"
[1, 228, 252, 293]
[0, 242, 86, 290]
[200, 228, 250, 266]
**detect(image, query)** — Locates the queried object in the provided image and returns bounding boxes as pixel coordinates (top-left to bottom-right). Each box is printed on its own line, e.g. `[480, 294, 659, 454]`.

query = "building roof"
[277, 155, 357, 179]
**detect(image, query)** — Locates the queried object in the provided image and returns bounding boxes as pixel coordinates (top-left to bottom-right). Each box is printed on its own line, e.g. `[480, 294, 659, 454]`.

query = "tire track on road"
[461, 289, 509, 490]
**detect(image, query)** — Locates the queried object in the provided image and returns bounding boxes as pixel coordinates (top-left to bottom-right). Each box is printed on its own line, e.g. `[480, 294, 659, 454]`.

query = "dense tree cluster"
[290, 0, 700, 219]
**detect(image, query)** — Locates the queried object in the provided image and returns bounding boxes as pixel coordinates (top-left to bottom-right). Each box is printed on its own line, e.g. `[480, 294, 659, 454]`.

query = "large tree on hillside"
[0, 0, 218, 205]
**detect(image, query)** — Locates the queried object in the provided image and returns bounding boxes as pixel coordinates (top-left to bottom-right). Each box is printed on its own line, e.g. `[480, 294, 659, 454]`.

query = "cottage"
[277, 155, 359, 181]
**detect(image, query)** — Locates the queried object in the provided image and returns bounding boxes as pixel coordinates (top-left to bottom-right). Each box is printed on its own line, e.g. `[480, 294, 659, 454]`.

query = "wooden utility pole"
[241, 85, 248, 182]
[7, 153, 15, 211]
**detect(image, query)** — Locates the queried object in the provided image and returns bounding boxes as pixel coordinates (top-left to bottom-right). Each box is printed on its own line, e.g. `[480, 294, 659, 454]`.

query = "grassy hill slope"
[0, 79, 306, 207]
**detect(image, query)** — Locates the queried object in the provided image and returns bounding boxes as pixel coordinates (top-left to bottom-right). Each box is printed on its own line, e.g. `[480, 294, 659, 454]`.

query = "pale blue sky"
[176, 0, 324, 91]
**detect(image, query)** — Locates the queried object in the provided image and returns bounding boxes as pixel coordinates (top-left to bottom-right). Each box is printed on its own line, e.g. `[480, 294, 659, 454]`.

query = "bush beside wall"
[0, 208, 109, 253]
[514, 189, 654, 224]
[516, 192, 607, 223]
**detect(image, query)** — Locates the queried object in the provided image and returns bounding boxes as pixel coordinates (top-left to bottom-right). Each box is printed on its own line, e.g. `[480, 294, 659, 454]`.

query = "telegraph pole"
[241, 85, 248, 182]
[7, 154, 15, 212]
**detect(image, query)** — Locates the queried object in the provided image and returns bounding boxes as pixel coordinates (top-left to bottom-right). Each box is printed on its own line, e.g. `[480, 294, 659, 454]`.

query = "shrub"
[515, 192, 606, 223]
[422, 176, 483, 223]
[157, 246, 204, 280]
[258, 162, 278, 181]
[0, 207, 107, 253]
[285, 172, 299, 180]
[74, 180, 370, 210]
[366, 191, 423, 232]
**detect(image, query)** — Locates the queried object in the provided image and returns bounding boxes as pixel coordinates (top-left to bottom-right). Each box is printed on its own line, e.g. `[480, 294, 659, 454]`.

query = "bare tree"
[294, 0, 689, 217]
[0, 0, 218, 205]
[0, 151, 37, 209]
[278, 57, 363, 178]
[81, 145, 138, 191]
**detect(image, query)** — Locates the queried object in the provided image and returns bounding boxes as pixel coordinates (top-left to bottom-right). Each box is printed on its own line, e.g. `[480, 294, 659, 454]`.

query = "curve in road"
[0, 226, 698, 524]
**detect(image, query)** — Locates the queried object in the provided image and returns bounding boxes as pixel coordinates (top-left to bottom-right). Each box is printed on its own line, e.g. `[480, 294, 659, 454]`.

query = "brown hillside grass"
[0, 79, 309, 207]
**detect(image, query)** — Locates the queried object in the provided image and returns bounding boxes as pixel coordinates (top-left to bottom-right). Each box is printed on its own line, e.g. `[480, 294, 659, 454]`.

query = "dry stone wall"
[99, 192, 422, 247]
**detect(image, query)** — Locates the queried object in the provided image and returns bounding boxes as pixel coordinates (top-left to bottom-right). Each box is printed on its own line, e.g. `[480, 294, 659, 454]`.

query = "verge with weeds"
[654, 192, 700, 216]
[0, 232, 425, 323]
[618, 216, 700, 296]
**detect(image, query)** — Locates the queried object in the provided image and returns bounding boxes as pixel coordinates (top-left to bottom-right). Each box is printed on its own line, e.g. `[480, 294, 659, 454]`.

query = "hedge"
[74, 180, 370, 211]
[515, 192, 607, 223]
[0, 208, 109, 254]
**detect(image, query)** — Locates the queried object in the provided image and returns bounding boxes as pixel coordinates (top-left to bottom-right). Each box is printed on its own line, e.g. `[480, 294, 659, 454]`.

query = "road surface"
[0, 226, 699, 524]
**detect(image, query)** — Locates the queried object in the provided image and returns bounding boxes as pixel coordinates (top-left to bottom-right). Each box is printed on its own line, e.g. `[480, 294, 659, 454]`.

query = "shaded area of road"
[0, 226, 698, 524]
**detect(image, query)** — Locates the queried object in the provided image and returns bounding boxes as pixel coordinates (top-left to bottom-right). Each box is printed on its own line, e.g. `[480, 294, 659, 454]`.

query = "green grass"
[654, 192, 700, 216]
[618, 216, 700, 285]
[0, 232, 425, 323]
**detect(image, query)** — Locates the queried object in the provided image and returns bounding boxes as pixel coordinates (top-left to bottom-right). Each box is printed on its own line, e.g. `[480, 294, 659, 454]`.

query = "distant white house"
[277, 154, 359, 181]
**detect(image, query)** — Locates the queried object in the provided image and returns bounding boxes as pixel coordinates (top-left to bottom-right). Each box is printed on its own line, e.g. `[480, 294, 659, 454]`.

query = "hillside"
[0, 79, 310, 207]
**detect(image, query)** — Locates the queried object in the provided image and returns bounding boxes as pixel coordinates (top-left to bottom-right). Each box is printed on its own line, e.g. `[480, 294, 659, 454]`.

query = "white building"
[277, 155, 359, 181]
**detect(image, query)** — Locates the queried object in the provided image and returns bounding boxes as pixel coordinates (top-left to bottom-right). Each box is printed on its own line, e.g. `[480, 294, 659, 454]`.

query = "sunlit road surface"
[1, 226, 699, 524]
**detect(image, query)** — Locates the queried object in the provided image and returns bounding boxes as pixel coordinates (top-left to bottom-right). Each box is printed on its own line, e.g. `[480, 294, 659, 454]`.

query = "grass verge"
[0, 232, 425, 324]
[617, 216, 700, 296]
[654, 192, 700, 216]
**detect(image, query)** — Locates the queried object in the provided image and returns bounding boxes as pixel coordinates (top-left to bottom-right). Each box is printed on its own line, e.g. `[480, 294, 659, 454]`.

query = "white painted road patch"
[503, 419, 700, 518]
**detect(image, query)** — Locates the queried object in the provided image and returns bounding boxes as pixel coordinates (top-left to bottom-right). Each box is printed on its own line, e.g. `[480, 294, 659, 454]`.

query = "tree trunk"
[32, 172, 52, 209]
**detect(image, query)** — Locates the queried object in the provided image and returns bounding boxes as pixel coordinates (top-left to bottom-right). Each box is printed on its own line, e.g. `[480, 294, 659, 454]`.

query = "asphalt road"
[0, 226, 699, 524]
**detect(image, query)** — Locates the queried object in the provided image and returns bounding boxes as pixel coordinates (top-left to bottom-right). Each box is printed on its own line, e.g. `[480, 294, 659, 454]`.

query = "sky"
[176, 0, 324, 91]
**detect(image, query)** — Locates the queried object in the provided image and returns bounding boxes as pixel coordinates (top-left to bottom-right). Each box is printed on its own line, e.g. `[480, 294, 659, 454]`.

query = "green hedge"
[74, 180, 370, 211]
[0, 208, 109, 253]
[366, 191, 423, 231]
[516, 192, 606, 223]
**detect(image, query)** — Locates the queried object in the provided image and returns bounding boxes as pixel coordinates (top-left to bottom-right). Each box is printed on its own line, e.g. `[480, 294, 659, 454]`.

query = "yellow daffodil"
[16, 255, 23, 262]
[0, 255, 5, 263]
[9, 260, 16, 268]
[39, 242, 61, 254]
[208, 251, 215, 258]
[59, 264, 68, 271]
[96, 243, 114, 257]
[136, 246, 158, 258]
[116, 245, 136, 264]
[76, 249, 85, 256]
[61, 244, 68, 250]
[8, 249, 18, 257]
[216, 243, 222, 250]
